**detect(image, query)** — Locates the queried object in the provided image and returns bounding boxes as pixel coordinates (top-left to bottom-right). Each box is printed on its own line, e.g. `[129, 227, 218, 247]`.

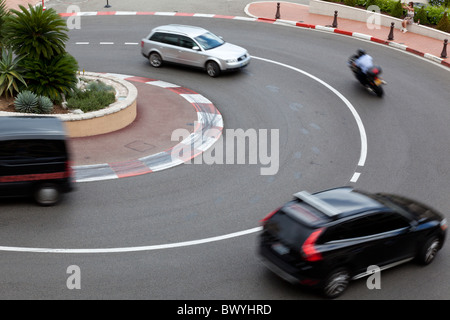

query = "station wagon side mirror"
[192, 46, 200, 51]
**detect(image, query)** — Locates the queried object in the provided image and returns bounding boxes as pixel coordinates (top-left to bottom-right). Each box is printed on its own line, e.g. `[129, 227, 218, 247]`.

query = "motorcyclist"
[351, 49, 374, 86]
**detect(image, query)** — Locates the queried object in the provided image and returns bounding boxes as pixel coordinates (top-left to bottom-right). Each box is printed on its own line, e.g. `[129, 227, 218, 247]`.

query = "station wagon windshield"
[194, 32, 224, 50]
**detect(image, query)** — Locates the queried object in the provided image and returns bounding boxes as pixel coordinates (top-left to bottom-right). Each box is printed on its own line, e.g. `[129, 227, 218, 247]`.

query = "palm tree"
[3, 4, 69, 60]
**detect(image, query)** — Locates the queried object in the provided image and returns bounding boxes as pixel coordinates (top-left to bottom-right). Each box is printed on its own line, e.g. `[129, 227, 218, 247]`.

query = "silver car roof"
[152, 24, 209, 38]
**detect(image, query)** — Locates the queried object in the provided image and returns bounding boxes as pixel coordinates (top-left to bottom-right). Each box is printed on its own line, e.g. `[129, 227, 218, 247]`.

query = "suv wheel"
[34, 183, 60, 206]
[417, 236, 440, 265]
[322, 268, 350, 299]
[206, 61, 220, 77]
[149, 52, 163, 68]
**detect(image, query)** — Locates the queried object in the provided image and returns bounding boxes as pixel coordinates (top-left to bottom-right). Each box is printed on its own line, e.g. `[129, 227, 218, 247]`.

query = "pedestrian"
[401, 2, 415, 33]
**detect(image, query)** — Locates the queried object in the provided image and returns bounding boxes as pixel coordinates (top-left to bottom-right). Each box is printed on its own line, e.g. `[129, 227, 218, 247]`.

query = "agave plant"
[37, 95, 54, 114]
[0, 49, 27, 97]
[14, 90, 38, 113]
[3, 4, 69, 60]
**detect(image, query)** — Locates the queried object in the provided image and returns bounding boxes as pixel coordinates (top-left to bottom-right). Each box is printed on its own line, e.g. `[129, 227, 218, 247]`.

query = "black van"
[0, 116, 74, 206]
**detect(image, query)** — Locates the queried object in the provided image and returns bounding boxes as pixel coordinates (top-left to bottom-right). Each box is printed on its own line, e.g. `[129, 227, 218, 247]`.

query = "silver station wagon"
[141, 24, 251, 77]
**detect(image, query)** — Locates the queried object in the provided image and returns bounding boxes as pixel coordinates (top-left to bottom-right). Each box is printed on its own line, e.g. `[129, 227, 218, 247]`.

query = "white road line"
[0, 227, 263, 254]
[99, 42, 114, 45]
[75, 42, 90, 45]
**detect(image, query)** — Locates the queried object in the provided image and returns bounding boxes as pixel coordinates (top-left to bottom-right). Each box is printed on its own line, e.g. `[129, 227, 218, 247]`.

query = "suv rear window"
[266, 201, 327, 247]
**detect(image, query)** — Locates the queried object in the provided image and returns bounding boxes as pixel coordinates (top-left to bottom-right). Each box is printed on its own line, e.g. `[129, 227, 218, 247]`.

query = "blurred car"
[258, 187, 447, 298]
[0, 116, 74, 206]
[141, 24, 250, 77]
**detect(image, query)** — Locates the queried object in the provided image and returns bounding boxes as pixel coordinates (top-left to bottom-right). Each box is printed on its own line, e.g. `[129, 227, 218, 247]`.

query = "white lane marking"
[99, 42, 114, 45]
[0, 227, 263, 254]
[350, 172, 361, 183]
[252, 56, 368, 167]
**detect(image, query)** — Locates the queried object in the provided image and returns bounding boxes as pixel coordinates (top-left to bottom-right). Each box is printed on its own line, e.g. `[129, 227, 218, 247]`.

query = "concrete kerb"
[73, 75, 224, 182]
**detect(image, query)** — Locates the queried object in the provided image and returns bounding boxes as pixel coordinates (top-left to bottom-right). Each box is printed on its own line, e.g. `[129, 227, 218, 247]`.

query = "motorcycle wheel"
[373, 85, 384, 97]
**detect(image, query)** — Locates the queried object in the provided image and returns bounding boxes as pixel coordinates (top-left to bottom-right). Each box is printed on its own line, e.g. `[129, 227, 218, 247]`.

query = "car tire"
[149, 52, 163, 68]
[417, 236, 440, 265]
[206, 61, 220, 77]
[34, 183, 61, 206]
[321, 268, 350, 299]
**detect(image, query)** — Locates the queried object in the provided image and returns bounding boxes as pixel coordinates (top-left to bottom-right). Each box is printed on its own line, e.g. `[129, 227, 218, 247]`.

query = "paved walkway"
[246, 2, 448, 64]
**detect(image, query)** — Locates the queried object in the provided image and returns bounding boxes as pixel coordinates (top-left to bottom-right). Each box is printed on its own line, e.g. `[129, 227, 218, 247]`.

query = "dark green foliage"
[436, 11, 450, 32]
[20, 53, 78, 102]
[415, 7, 430, 24]
[390, 0, 404, 18]
[3, 5, 68, 60]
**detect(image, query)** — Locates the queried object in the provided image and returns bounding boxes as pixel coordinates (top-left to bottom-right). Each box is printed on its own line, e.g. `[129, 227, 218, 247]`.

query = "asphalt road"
[0, 12, 449, 300]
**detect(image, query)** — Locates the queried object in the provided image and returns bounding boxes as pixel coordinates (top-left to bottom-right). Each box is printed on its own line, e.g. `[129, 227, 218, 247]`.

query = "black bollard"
[105, 0, 111, 8]
[275, 2, 281, 19]
[332, 10, 338, 28]
[441, 39, 448, 58]
[388, 22, 395, 41]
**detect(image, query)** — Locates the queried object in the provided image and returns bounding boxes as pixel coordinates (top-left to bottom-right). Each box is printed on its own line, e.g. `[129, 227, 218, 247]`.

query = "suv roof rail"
[294, 191, 342, 217]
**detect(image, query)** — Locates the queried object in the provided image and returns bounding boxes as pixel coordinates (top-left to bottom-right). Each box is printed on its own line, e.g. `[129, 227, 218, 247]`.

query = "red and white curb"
[73, 74, 223, 182]
[60, 10, 449, 69]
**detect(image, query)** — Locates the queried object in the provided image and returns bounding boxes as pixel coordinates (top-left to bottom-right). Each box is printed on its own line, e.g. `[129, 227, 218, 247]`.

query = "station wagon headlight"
[226, 58, 238, 63]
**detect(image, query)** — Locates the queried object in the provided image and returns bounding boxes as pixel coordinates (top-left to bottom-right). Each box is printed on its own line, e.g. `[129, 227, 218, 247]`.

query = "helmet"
[357, 48, 366, 57]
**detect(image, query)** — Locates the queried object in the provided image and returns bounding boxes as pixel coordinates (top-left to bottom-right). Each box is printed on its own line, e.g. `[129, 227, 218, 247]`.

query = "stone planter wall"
[0, 72, 138, 138]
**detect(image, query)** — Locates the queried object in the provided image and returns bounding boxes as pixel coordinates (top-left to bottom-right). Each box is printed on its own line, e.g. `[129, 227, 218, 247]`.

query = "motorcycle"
[348, 56, 385, 97]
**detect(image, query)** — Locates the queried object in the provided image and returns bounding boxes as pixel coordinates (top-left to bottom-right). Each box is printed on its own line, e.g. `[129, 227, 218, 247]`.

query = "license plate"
[374, 78, 382, 85]
[272, 243, 290, 255]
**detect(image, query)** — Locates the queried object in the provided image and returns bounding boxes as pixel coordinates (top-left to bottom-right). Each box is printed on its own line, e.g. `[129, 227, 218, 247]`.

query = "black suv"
[0, 116, 74, 206]
[258, 187, 447, 298]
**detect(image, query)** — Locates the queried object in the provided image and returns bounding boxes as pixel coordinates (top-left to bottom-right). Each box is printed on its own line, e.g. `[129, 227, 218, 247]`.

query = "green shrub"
[365, 0, 378, 9]
[415, 6, 430, 24]
[390, 0, 404, 18]
[344, 0, 358, 7]
[66, 86, 115, 113]
[436, 11, 450, 31]
[86, 80, 114, 93]
[37, 95, 54, 114]
[426, 6, 450, 24]
[20, 53, 78, 102]
[14, 90, 38, 113]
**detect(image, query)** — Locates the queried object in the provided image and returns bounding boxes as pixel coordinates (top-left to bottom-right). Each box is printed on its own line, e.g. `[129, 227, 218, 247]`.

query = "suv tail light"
[301, 228, 324, 262]
[260, 208, 280, 226]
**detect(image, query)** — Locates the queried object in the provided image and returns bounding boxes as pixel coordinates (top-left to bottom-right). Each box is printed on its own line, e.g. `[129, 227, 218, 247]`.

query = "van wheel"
[322, 268, 350, 299]
[206, 61, 220, 77]
[34, 183, 60, 206]
[149, 52, 163, 68]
